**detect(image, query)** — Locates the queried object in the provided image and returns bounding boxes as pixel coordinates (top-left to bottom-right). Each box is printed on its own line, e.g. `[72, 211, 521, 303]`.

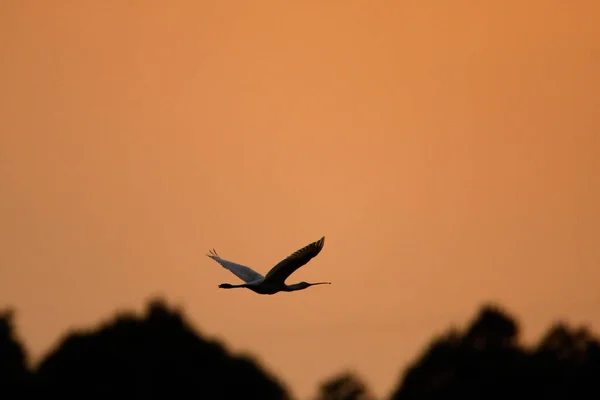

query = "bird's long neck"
[283, 283, 305, 292]
[285, 282, 330, 291]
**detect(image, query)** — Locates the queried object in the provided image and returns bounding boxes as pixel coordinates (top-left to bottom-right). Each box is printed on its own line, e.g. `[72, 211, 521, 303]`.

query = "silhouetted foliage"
[315, 371, 376, 400]
[0, 308, 31, 391]
[35, 298, 289, 399]
[2, 299, 600, 400]
[390, 303, 600, 400]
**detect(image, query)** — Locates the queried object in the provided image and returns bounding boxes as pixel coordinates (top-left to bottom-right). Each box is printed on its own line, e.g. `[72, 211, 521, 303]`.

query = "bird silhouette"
[207, 236, 330, 295]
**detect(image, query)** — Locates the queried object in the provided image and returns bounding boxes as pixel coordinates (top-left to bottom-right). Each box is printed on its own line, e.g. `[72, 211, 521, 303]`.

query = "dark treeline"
[1, 299, 599, 399]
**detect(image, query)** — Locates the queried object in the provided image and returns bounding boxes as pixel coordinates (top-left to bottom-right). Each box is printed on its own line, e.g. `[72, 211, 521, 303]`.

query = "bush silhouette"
[315, 371, 376, 400]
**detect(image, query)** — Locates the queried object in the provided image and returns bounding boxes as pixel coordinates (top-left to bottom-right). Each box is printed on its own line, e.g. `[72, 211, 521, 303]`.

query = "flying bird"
[207, 236, 330, 295]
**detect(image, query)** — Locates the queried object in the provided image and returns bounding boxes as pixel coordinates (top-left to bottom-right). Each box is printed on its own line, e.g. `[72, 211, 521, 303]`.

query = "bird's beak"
[310, 282, 331, 286]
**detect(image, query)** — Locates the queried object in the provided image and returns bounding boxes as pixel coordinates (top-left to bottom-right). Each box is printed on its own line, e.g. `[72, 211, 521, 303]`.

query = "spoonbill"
[207, 236, 330, 295]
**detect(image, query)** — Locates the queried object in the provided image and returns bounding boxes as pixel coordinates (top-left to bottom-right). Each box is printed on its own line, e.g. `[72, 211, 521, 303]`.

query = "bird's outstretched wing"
[264, 236, 325, 284]
[206, 249, 264, 283]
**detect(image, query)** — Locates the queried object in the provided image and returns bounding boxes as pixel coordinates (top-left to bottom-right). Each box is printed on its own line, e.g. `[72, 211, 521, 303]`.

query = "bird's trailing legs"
[218, 283, 246, 289]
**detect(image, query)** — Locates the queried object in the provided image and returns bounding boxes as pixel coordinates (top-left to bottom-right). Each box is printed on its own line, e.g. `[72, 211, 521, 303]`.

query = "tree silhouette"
[530, 322, 600, 398]
[389, 303, 600, 400]
[2, 298, 600, 400]
[35, 298, 290, 399]
[0, 308, 32, 398]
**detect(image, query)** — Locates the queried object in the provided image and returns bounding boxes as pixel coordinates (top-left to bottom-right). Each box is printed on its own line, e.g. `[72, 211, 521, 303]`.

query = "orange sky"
[1, 1, 599, 398]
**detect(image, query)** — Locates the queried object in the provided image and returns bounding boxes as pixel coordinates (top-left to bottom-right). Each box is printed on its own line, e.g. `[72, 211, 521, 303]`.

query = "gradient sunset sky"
[1, 1, 599, 398]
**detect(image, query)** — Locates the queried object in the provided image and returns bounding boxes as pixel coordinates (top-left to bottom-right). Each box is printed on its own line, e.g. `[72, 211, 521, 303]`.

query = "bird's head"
[296, 281, 331, 289]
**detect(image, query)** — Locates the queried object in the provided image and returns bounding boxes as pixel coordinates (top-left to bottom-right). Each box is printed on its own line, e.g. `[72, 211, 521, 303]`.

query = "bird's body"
[207, 236, 330, 295]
